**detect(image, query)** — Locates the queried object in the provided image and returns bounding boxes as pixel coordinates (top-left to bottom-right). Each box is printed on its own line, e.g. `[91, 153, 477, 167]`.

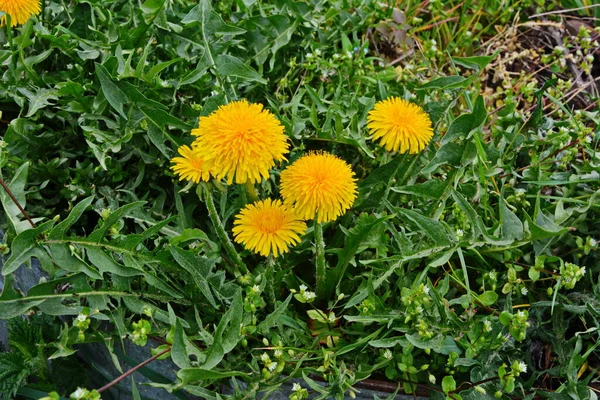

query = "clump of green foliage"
[0, 0, 598, 399]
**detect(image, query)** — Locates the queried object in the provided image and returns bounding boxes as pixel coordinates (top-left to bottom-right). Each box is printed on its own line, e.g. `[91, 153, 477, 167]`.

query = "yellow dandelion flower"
[367, 97, 433, 154]
[191, 100, 289, 184]
[280, 152, 357, 223]
[0, 0, 41, 26]
[170, 145, 211, 183]
[233, 199, 307, 257]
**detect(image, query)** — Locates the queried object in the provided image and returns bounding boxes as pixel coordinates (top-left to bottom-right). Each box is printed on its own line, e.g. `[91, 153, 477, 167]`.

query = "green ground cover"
[0, 0, 599, 398]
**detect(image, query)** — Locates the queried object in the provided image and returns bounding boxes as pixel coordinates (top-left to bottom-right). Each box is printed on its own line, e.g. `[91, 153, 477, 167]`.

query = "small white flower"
[517, 311, 526, 318]
[292, 383, 302, 391]
[521, 287, 528, 295]
[299, 284, 308, 292]
[76, 314, 88, 322]
[67, 64, 74, 70]
[274, 349, 283, 358]
[315, 49, 322, 56]
[251, 285, 261, 293]
[515, 188, 526, 195]
[383, 349, 393, 359]
[72, 388, 86, 399]
[306, 52, 313, 58]
[260, 352, 270, 362]
[518, 361, 527, 373]
[267, 361, 278, 371]
[483, 320, 492, 332]
[590, 238, 597, 246]
[346, 51, 352, 58]
[303, 291, 316, 302]
[423, 285, 430, 295]
[415, 306, 423, 314]
[456, 229, 464, 238]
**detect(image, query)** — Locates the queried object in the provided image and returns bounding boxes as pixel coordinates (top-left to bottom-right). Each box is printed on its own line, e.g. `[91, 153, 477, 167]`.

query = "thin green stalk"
[199, 185, 248, 275]
[314, 220, 327, 301]
[5, 15, 16, 76]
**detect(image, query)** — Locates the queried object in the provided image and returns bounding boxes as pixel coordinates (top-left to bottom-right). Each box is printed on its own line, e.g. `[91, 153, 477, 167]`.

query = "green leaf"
[369, 336, 409, 348]
[222, 290, 243, 353]
[48, 324, 76, 360]
[2, 220, 55, 275]
[257, 294, 292, 334]
[88, 201, 145, 242]
[452, 53, 497, 71]
[397, 209, 452, 246]
[0, 352, 29, 399]
[499, 197, 523, 241]
[215, 54, 267, 84]
[478, 291, 499, 306]
[46, 244, 102, 280]
[442, 96, 487, 145]
[171, 319, 205, 369]
[118, 216, 178, 250]
[95, 63, 128, 120]
[499, 311, 512, 326]
[170, 246, 218, 309]
[143, 58, 184, 82]
[201, 289, 242, 369]
[182, 0, 245, 35]
[85, 246, 140, 277]
[405, 334, 445, 353]
[19, 88, 59, 117]
[177, 368, 247, 385]
[442, 375, 456, 393]
[332, 214, 389, 290]
[526, 207, 568, 241]
[0, 162, 34, 234]
[391, 180, 449, 200]
[418, 76, 466, 90]
[48, 196, 94, 239]
[119, 82, 167, 110]
[140, 108, 190, 158]
[451, 190, 512, 246]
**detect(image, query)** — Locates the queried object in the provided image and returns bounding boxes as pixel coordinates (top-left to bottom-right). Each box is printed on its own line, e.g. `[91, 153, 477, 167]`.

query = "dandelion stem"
[244, 181, 259, 202]
[199, 185, 248, 275]
[314, 220, 327, 301]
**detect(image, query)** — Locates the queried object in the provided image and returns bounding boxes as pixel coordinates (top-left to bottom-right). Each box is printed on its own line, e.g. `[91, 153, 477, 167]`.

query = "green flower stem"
[244, 181, 259, 203]
[314, 220, 327, 301]
[199, 185, 248, 275]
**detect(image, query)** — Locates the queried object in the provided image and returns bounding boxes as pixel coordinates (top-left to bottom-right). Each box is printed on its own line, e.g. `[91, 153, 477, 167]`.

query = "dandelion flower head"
[367, 97, 433, 154]
[233, 199, 307, 257]
[280, 152, 357, 223]
[0, 0, 41, 26]
[170, 145, 211, 183]
[191, 100, 289, 184]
